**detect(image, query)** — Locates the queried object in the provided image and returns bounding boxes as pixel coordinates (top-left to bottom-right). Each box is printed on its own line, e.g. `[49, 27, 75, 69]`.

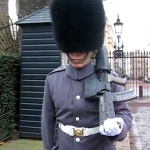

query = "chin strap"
[67, 51, 94, 64]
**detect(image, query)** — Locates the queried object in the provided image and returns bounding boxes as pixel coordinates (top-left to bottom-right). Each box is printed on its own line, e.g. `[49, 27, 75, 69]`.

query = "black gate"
[108, 50, 150, 100]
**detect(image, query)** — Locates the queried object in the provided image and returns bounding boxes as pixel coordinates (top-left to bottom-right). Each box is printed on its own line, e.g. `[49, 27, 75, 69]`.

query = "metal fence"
[108, 51, 150, 100]
[0, 19, 19, 54]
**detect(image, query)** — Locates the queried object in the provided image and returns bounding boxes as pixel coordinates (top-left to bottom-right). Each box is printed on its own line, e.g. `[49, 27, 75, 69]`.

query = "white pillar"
[62, 53, 69, 65]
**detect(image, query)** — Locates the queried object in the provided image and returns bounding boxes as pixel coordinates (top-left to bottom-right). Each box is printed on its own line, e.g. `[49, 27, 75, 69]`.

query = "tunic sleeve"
[108, 83, 133, 141]
[41, 75, 56, 150]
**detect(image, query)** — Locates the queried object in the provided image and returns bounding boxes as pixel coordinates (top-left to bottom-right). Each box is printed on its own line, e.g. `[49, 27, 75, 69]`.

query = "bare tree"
[0, 0, 15, 53]
[16, 0, 49, 19]
[0, 0, 9, 25]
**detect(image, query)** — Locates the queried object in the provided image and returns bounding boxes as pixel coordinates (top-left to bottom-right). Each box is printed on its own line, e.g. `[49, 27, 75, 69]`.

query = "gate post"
[139, 86, 143, 98]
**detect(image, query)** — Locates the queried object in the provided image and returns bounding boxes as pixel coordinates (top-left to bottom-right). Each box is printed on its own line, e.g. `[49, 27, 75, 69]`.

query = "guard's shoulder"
[48, 65, 67, 76]
[110, 69, 118, 77]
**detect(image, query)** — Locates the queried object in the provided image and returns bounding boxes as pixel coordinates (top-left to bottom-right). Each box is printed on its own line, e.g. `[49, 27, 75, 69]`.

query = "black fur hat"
[50, 0, 106, 53]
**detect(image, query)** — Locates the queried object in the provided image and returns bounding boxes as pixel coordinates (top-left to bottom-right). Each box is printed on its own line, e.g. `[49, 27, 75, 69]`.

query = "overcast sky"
[104, 0, 150, 51]
[8, 0, 18, 21]
[8, 0, 150, 52]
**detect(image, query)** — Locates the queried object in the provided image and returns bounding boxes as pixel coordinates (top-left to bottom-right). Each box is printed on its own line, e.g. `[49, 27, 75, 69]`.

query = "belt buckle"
[73, 128, 84, 137]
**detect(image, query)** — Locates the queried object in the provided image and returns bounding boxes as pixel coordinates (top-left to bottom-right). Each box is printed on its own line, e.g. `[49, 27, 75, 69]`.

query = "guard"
[41, 0, 133, 150]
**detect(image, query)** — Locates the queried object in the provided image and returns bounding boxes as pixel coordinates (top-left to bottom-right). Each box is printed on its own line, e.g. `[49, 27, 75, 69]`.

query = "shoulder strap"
[48, 65, 66, 76]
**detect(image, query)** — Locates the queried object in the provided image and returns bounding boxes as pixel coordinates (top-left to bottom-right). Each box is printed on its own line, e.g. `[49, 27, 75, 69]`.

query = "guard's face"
[68, 52, 91, 68]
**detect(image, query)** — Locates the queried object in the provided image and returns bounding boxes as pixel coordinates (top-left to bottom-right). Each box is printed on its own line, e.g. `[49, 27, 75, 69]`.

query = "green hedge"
[0, 53, 20, 141]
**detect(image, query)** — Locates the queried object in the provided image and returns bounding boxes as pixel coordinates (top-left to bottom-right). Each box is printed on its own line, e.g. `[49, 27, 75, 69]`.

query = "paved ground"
[116, 132, 130, 150]
[129, 101, 150, 150]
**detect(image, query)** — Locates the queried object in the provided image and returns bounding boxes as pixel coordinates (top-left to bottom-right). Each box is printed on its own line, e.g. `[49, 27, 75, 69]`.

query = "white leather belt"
[58, 123, 99, 137]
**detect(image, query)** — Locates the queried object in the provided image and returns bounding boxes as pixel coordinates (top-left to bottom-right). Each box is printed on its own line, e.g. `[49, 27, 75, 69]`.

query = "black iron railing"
[0, 19, 19, 54]
[108, 51, 150, 99]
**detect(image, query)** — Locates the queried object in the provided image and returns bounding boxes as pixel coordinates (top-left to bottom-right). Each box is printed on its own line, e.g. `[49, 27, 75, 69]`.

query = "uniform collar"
[65, 61, 95, 80]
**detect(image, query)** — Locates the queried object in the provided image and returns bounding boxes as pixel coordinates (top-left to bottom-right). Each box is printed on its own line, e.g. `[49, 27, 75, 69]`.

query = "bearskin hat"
[50, 0, 106, 53]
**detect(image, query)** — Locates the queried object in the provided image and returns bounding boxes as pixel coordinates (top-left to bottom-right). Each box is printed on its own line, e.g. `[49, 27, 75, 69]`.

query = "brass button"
[76, 95, 80, 100]
[76, 138, 80, 142]
[76, 117, 80, 121]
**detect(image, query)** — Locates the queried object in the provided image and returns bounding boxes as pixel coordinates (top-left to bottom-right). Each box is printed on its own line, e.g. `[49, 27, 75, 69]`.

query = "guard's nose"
[72, 53, 79, 56]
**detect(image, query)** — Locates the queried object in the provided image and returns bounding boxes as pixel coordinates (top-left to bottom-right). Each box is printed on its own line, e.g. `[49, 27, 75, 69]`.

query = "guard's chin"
[71, 63, 84, 68]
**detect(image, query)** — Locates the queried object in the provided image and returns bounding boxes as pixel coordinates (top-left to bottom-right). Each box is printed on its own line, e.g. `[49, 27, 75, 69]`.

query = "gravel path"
[130, 106, 150, 150]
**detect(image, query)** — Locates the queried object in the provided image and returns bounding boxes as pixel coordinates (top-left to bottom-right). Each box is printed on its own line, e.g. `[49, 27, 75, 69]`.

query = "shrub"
[0, 53, 20, 141]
